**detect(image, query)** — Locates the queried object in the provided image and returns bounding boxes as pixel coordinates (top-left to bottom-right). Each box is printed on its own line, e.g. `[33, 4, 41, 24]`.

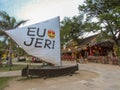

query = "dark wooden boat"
[22, 64, 78, 79]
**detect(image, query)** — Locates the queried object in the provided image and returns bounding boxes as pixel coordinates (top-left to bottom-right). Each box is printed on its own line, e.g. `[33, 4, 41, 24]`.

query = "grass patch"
[0, 77, 13, 90]
[0, 65, 26, 72]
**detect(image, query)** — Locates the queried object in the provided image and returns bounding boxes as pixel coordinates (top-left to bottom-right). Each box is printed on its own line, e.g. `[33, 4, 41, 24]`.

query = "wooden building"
[62, 34, 115, 64]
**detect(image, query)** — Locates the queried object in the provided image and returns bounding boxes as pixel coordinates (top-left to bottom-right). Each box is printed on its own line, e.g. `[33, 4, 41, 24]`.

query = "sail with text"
[5, 17, 61, 66]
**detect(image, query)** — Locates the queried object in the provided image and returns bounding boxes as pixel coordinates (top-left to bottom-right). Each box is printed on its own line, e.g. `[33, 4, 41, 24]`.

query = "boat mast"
[58, 16, 62, 66]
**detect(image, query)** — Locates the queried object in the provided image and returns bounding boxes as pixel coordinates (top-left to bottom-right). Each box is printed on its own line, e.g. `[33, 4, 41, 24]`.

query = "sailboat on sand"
[5, 17, 78, 78]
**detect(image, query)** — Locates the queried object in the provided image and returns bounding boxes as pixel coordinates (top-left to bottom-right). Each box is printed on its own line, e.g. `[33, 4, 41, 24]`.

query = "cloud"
[16, 0, 84, 25]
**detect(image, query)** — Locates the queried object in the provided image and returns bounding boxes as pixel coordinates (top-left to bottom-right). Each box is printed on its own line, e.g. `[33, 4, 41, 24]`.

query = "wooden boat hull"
[22, 64, 79, 78]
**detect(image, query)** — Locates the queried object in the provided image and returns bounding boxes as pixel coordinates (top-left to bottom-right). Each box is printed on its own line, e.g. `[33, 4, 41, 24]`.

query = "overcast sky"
[0, 0, 85, 25]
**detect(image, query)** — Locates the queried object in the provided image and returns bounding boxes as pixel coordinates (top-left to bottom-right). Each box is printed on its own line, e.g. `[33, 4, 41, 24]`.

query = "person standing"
[84, 50, 88, 64]
[112, 52, 117, 65]
[78, 54, 84, 64]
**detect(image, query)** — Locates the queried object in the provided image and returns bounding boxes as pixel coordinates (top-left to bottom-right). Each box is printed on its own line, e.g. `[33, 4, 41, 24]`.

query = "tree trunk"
[9, 39, 12, 70]
[17, 45, 20, 61]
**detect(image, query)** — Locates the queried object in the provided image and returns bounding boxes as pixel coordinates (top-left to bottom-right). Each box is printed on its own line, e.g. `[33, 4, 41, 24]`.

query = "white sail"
[5, 17, 61, 66]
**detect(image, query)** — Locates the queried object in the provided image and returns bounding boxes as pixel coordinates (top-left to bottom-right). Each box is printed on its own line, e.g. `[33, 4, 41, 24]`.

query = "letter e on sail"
[5, 17, 61, 66]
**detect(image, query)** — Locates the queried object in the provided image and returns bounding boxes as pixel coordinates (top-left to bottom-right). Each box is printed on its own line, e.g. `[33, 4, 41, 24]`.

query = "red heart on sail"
[47, 30, 55, 39]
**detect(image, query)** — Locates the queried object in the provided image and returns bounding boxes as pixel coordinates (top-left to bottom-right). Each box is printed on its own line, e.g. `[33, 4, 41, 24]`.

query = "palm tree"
[0, 11, 27, 68]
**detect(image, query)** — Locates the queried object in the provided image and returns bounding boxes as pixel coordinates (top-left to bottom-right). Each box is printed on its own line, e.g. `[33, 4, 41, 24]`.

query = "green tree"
[60, 17, 72, 46]
[79, 0, 120, 55]
[60, 15, 85, 48]
[0, 41, 5, 64]
[0, 11, 27, 67]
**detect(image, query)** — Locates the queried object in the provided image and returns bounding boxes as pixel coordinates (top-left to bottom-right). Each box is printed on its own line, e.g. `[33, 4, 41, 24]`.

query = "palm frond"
[0, 11, 10, 22]
[14, 20, 28, 28]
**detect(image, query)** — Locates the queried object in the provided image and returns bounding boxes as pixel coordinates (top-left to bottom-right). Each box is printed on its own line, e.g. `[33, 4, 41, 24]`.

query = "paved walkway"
[0, 70, 21, 77]
[0, 62, 42, 77]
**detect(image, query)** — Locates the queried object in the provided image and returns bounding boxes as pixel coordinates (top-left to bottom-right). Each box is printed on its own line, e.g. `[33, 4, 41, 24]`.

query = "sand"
[5, 70, 98, 90]
[4, 62, 120, 90]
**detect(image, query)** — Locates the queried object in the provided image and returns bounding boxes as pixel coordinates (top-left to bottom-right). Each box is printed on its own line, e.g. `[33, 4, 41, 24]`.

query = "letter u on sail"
[5, 17, 61, 66]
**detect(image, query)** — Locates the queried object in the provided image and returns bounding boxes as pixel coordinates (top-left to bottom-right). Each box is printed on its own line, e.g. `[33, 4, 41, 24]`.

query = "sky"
[0, 0, 85, 26]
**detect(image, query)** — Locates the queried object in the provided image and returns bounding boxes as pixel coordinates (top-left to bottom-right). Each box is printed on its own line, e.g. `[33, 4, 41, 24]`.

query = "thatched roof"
[78, 34, 114, 50]
[62, 34, 114, 53]
[78, 34, 98, 46]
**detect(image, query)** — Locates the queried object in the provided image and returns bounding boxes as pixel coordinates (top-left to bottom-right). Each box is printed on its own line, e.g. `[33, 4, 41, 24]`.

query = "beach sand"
[4, 62, 120, 90]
